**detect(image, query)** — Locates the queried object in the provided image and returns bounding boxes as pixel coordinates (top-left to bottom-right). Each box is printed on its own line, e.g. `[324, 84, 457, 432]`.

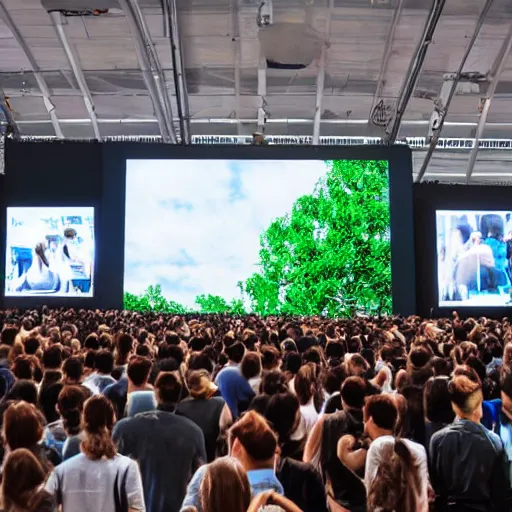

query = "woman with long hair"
[1, 448, 56, 512]
[45, 395, 145, 512]
[200, 458, 250, 512]
[366, 439, 422, 512]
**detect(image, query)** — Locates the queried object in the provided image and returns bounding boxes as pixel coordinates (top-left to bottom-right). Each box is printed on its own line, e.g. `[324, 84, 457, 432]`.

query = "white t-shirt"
[300, 398, 320, 431]
[46, 453, 145, 512]
[364, 435, 429, 512]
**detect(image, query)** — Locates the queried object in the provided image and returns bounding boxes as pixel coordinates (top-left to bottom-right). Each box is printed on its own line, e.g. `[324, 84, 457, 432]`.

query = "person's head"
[229, 411, 278, 470]
[24, 336, 40, 356]
[367, 439, 422, 512]
[154, 371, 183, 406]
[264, 392, 301, 444]
[1, 327, 18, 347]
[39, 381, 64, 424]
[225, 342, 245, 364]
[81, 395, 116, 460]
[187, 370, 218, 400]
[1, 448, 52, 512]
[282, 352, 302, 375]
[294, 363, 318, 406]
[340, 376, 367, 410]
[364, 394, 398, 440]
[6, 380, 38, 405]
[63, 356, 84, 383]
[241, 352, 262, 381]
[58, 385, 90, 436]
[42, 345, 62, 370]
[423, 376, 455, 425]
[94, 349, 114, 375]
[259, 370, 287, 395]
[260, 346, 280, 371]
[3, 402, 44, 450]
[11, 355, 35, 380]
[200, 458, 251, 512]
[84, 334, 100, 351]
[127, 356, 152, 388]
[448, 375, 483, 422]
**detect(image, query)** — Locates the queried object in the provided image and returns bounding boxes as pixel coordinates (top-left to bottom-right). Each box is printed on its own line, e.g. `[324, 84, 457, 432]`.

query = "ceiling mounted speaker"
[259, 23, 324, 70]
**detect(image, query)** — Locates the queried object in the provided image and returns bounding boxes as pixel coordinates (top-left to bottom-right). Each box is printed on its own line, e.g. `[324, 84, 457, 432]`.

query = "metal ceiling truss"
[369, 0, 404, 127]
[383, 0, 446, 144]
[50, 11, 100, 139]
[465, 23, 512, 184]
[231, 0, 242, 135]
[164, 0, 191, 144]
[312, 0, 333, 145]
[119, 0, 177, 143]
[0, 87, 19, 137]
[415, 0, 495, 182]
[0, 0, 63, 138]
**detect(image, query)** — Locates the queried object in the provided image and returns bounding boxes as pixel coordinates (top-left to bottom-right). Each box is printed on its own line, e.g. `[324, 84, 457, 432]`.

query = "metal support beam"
[415, 0, 494, 182]
[0, 1, 63, 138]
[312, 1, 332, 145]
[165, 0, 191, 144]
[383, 0, 446, 144]
[257, 54, 267, 133]
[465, 25, 512, 183]
[231, 0, 242, 135]
[0, 87, 19, 137]
[50, 11, 100, 139]
[119, 0, 177, 143]
[369, 0, 404, 125]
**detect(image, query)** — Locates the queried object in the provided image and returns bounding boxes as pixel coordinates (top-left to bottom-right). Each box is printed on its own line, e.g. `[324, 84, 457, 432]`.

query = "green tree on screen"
[241, 160, 391, 316]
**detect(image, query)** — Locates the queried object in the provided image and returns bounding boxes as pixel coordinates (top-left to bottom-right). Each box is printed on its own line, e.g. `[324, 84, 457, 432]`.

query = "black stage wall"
[0, 140, 117, 310]
[414, 182, 512, 318]
[103, 143, 416, 315]
[0, 141, 416, 315]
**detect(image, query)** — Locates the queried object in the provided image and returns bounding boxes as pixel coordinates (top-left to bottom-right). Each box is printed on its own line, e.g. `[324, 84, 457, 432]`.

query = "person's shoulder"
[113, 415, 135, 434]
[54, 452, 86, 472]
[402, 438, 427, 459]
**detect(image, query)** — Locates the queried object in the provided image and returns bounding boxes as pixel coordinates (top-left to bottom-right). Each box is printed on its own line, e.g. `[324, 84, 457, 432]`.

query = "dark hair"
[6, 380, 38, 405]
[84, 334, 100, 351]
[294, 363, 317, 407]
[165, 331, 181, 346]
[58, 385, 90, 436]
[200, 458, 251, 512]
[367, 440, 422, 512]
[63, 356, 83, 382]
[188, 352, 214, 374]
[95, 349, 114, 375]
[282, 352, 302, 375]
[11, 355, 34, 380]
[81, 395, 116, 460]
[155, 371, 183, 405]
[42, 345, 62, 370]
[260, 346, 280, 370]
[264, 392, 300, 443]
[341, 376, 366, 410]
[1, 327, 18, 347]
[225, 343, 245, 364]
[260, 370, 287, 395]
[241, 352, 261, 381]
[24, 336, 40, 356]
[423, 377, 455, 424]
[127, 356, 152, 387]
[84, 350, 96, 370]
[229, 411, 277, 462]
[116, 333, 133, 364]
[365, 394, 398, 431]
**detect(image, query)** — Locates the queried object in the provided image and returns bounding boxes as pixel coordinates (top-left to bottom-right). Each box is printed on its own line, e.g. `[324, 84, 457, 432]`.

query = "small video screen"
[437, 210, 512, 307]
[5, 207, 95, 297]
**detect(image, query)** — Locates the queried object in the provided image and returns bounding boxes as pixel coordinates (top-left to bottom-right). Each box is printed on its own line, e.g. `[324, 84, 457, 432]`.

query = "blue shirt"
[181, 458, 283, 512]
[215, 367, 254, 418]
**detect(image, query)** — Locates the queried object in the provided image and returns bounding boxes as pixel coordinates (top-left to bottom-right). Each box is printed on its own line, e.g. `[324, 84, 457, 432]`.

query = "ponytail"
[367, 439, 421, 512]
[81, 428, 116, 460]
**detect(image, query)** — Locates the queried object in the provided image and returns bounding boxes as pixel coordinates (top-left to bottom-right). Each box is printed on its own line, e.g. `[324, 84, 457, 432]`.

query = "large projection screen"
[123, 159, 392, 316]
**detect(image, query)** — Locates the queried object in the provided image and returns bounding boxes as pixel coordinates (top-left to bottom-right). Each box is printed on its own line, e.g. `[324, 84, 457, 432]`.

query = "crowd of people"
[0, 308, 510, 511]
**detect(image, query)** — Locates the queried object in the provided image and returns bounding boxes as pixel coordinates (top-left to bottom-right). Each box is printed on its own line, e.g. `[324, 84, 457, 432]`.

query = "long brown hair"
[200, 458, 251, 512]
[81, 395, 116, 460]
[367, 440, 421, 512]
[2, 448, 51, 512]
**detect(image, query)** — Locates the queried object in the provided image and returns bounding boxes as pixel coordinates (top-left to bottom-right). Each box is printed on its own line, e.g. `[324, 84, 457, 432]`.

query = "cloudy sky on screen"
[124, 159, 329, 308]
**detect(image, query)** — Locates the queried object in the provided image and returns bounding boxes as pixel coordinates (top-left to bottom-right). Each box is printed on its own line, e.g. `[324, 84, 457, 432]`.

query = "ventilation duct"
[259, 23, 324, 70]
